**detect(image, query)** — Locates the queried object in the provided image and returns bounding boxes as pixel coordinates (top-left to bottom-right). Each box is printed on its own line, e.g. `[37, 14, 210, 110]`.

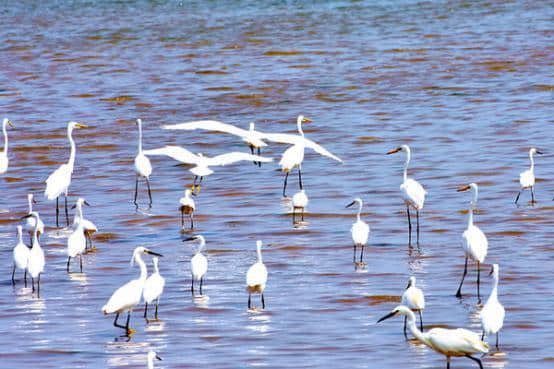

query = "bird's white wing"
[303, 137, 343, 162]
[163, 121, 249, 138]
[45, 164, 72, 200]
[206, 152, 273, 166]
[143, 146, 201, 165]
[426, 328, 488, 355]
[263, 133, 342, 163]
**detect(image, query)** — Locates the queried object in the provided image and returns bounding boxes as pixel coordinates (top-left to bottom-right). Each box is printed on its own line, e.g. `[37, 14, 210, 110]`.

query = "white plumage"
[480, 264, 505, 350]
[179, 189, 196, 229]
[143, 257, 165, 320]
[0, 118, 14, 174]
[25, 212, 45, 295]
[246, 240, 268, 310]
[134, 118, 154, 206]
[292, 189, 308, 223]
[24, 193, 44, 243]
[401, 276, 425, 335]
[147, 350, 162, 369]
[346, 197, 370, 264]
[67, 199, 87, 273]
[72, 197, 97, 250]
[12, 225, 30, 285]
[187, 235, 208, 296]
[515, 147, 542, 204]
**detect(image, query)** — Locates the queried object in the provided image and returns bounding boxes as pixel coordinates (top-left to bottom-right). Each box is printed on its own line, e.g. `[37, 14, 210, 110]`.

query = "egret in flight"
[401, 276, 425, 336]
[480, 264, 505, 350]
[0, 118, 14, 175]
[515, 147, 542, 204]
[147, 351, 162, 369]
[23, 212, 45, 296]
[387, 145, 426, 244]
[143, 257, 165, 321]
[292, 189, 308, 224]
[44, 121, 88, 227]
[179, 189, 196, 229]
[24, 194, 44, 244]
[134, 119, 153, 207]
[346, 197, 369, 264]
[246, 240, 268, 310]
[72, 198, 97, 251]
[12, 225, 30, 286]
[185, 235, 208, 296]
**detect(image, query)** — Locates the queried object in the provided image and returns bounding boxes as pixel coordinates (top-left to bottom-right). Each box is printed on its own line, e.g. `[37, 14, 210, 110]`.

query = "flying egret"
[292, 189, 308, 224]
[401, 276, 425, 336]
[185, 235, 208, 296]
[0, 118, 14, 174]
[12, 225, 30, 286]
[22, 212, 45, 295]
[480, 264, 505, 350]
[263, 115, 343, 197]
[515, 147, 542, 204]
[102, 247, 163, 335]
[387, 145, 426, 244]
[24, 194, 44, 244]
[44, 121, 88, 227]
[143, 257, 165, 321]
[66, 199, 87, 273]
[143, 145, 272, 193]
[246, 240, 268, 310]
[346, 197, 370, 264]
[147, 351, 162, 369]
[163, 120, 268, 166]
[377, 305, 489, 369]
[456, 183, 488, 301]
[134, 118, 153, 207]
[72, 198, 97, 251]
[179, 189, 196, 229]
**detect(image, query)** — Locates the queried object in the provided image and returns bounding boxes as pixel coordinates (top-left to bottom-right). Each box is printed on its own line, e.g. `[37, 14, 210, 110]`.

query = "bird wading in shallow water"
[143, 256, 165, 322]
[24, 194, 44, 245]
[22, 212, 45, 296]
[147, 351, 162, 369]
[346, 197, 369, 265]
[72, 198, 97, 251]
[12, 225, 30, 286]
[401, 276, 425, 336]
[179, 189, 196, 229]
[134, 118, 154, 207]
[0, 118, 14, 175]
[246, 240, 268, 310]
[480, 264, 505, 350]
[515, 147, 542, 204]
[292, 189, 308, 224]
[185, 235, 208, 296]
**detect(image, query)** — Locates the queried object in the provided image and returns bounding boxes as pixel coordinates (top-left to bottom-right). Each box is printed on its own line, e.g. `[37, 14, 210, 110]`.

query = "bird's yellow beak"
[457, 185, 471, 192]
[75, 123, 88, 129]
[302, 117, 312, 123]
[386, 147, 401, 155]
[7, 120, 14, 128]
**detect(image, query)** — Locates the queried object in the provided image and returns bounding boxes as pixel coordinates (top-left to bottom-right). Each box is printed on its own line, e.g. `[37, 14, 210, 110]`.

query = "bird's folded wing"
[207, 152, 273, 166]
[163, 121, 248, 137]
[143, 146, 200, 165]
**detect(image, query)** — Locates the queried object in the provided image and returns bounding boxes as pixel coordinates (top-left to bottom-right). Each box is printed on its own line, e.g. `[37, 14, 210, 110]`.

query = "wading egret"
[102, 247, 163, 335]
[12, 225, 30, 286]
[143, 145, 272, 194]
[456, 183, 488, 301]
[185, 235, 208, 296]
[0, 118, 14, 174]
[292, 189, 308, 224]
[143, 257, 165, 321]
[23, 212, 45, 295]
[24, 194, 44, 244]
[179, 189, 196, 229]
[515, 147, 542, 204]
[377, 305, 489, 369]
[387, 145, 426, 244]
[44, 121, 87, 227]
[66, 199, 87, 273]
[147, 351, 162, 369]
[246, 240, 268, 310]
[72, 198, 97, 251]
[346, 197, 369, 264]
[134, 119, 153, 207]
[480, 264, 505, 350]
[401, 276, 425, 336]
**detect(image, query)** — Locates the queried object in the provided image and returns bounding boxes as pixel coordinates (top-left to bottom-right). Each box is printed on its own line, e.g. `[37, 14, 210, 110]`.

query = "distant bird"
[179, 189, 196, 229]
[143, 145, 272, 193]
[143, 257, 165, 321]
[102, 247, 162, 335]
[134, 119, 153, 207]
[515, 147, 542, 204]
[292, 189, 308, 224]
[480, 264, 505, 350]
[44, 121, 88, 227]
[387, 145, 426, 244]
[23, 212, 45, 295]
[0, 118, 14, 174]
[456, 183, 488, 301]
[12, 225, 30, 286]
[24, 194, 44, 244]
[378, 305, 489, 369]
[185, 235, 208, 296]
[66, 199, 87, 273]
[346, 197, 370, 264]
[246, 240, 268, 310]
[147, 350, 162, 369]
[401, 276, 425, 336]
[72, 198, 97, 251]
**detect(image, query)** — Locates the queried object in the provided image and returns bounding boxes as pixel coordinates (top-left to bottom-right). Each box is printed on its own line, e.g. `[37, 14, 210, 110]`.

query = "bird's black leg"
[403, 316, 408, 338]
[298, 168, 303, 190]
[181, 208, 184, 228]
[292, 207, 296, 224]
[37, 273, 40, 297]
[31, 277, 35, 292]
[447, 358, 450, 369]
[531, 186, 536, 203]
[113, 313, 125, 329]
[353, 244, 356, 263]
[465, 355, 484, 369]
[87, 233, 94, 250]
[301, 207, 304, 221]
[283, 172, 289, 197]
[496, 332, 499, 350]
[125, 311, 131, 335]
[481, 331, 485, 340]
[144, 302, 148, 319]
[407, 205, 412, 245]
[191, 278, 194, 295]
[79, 254, 83, 273]
[146, 178, 153, 207]
[515, 190, 521, 204]
[56, 197, 60, 227]
[360, 245, 364, 263]
[250, 145, 256, 166]
[190, 213, 194, 229]
[456, 257, 468, 298]
[134, 176, 139, 205]
[418, 310, 423, 331]
[67, 256, 71, 272]
[155, 300, 159, 320]
[261, 293, 265, 309]
[11, 265, 16, 285]
[248, 293, 251, 309]
[65, 194, 69, 227]
[416, 210, 420, 244]
[477, 261, 481, 302]
[257, 147, 261, 167]
[200, 277, 203, 295]
[24, 270, 27, 287]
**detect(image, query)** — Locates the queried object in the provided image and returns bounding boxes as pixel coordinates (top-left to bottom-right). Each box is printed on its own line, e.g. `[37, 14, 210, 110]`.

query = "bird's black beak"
[21, 214, 32, 220]
[32, 198, 37, 204]
[191, 192, 197, 197]
[377, 310, 397, 323]
[145, 250, 163, 257]
[405, 281, 412, 290]
[84, 200, 91, 206]
[345, 201, 356, 208]
[183, 237, 196, 242]
[156, 355, 162, 361]
[536, 150, 543, 155]
[489, 266, 494, 276]
[71, 204, 76, 209]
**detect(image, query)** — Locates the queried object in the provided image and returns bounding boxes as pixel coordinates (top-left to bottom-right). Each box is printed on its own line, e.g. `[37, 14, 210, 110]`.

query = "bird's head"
[530, 147, 543, 155]
[136, 118, 142, 126]
[71, 197, 91, 209]
[489, 263, 499, 277]
[68, 121, 88, 130]
[28, 193, 37, 204]
[406, 276, 416, 289]
[184, 235, 206, 250]
[346, 197, 362, 208]
[249, 122, 255, 131]
[386, 144, 409, 155]
[131, 247, 163, 265]
[3, 118, 14, 128]
[377, 305, 412, 323]
[21, 211, 40, 221]
[148, 350, 162, 362]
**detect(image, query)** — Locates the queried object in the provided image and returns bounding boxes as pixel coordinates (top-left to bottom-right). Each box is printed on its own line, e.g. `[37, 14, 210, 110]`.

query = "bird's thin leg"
[11, 265, 16, 285]
[24, 270, 27, 287]
[144, 302, 148, 318]
[181, 208, 184, 228]
[248, 293, 251, 309]
[403, 316, 408, 338]
[353, 244, 357, 263]
[407, 205, 412, 245]
[29, 234, 33, 246]
[125, 311, 131, 335]
[31, 277, 35, 292]
[145, 178, 153, 207]
[191, 278, 194, 296]
[66, 256, 71, 272]
[257, 147, 261, 167]
[87, 233, 94, 250]
[155, 300, 159, 320]
[190, 212, 194, 229]
[465, 355, 484, 369]
[64, 194, 69, 227]
[200, 277, 203, 295]
[496, 332, 499, 350]
[446, 357, 451, 369]
[56, 197, 60, 228]
[292, 207, 296, 224]
[192, 176, 197, 192]
[531, 186, 536, 203]
[261, 293, 265, 309]
[515, 190, 521, 204]
[481, 331, 485, 340]
[134, 175, 139, 205]
[37, 273, 40, 297]
[250, 145, 257, 166]
[298, 168, 303, 190]
[360, 245, 364, 263]
[456, 257, 468, 298]
[416, 210, 420, 244]
[301, 208, 304, 221]
[79, 254, 83, 273]
[477, 261, 481, 302]
[283, 172, 289, 197]
[113, 313, 125, 329]
[418, 310, 423, 331]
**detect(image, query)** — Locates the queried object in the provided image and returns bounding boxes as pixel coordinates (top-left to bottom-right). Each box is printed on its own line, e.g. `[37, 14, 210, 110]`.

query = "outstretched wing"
[206, 152, 273, 166]
[263, 133, 342, 163]
[303, 137, 343, 163]
[163, 121, 249, 138]
[143, 146, 201, 165]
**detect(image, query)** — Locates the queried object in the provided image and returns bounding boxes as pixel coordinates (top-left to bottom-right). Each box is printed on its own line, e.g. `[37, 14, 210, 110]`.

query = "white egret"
[143, 145, 272, 193]
[263, 115, 343, 197]
[134, 118, 153, 207]
[401, 276, 425, 336]
[143, 257, 165, 321]
[515, 147, 542, 204]
[456, 183, 488, 301]
[102, 246, 163, 335]
[346, 197, 370, 264]
[480, 264, 505, 350]
[185, 235, 208, 296]
[179, 189, 196, 229]
[23, 212, 45, 295]
[12, 225, 30, 286]
[66, 199, 87, 273]
[24, 193, 44, 244]
[72, 198, 97, 251]
[246, 240, 268, 310]
[0, 118, 14, 174]
[387, 145, 426, 244]
[147, 350, 162, 369]
[44, 121, 88, 227]
[377, 305, 489, 369]
[292, 189, 308, 224]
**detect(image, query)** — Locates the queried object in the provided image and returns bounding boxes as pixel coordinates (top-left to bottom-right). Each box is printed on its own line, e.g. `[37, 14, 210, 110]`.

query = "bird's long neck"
[32, 224, 39, 248]
[3, 120, 8, 154]
[356, 201, 362, 222]
[68, 125, 76, 168]
[153, 260, 159, 274]
[197, 238, 205, 254]
[75, 203, 84, 223]
[135, 254, 148, 282]
[138, 120, 143, 153]
[17, 228, 23, 244]
[403, 149, 411, 182]
[297, 118, 304, 137]
[257, 245, 263, 263]
[148, 357, 154, 369]
[529, 150, 534, 172]
[490, 271, 499, 301]
[28, 197, 33, 213]
[406, 310, 429, 346]
[467, 207, 474, 227]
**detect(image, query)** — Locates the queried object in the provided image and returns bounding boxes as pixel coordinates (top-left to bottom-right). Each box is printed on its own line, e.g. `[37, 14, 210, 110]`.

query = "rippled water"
[1, 0, 553, 368]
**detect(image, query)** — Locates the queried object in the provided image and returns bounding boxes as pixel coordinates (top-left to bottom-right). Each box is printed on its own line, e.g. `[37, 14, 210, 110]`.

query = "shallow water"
[0, 0, 553, 368]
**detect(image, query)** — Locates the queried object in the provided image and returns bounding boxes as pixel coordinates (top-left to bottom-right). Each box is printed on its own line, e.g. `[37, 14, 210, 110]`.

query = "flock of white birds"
[5, 113, 536, 368]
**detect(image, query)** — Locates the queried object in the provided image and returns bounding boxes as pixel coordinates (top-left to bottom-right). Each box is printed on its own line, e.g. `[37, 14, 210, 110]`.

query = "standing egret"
[143, 145, 272, 193]
[456, 183, 488, 301]
[346, 197, 370, 264]
[377, 305, 489, 369]
[23, 212, 45, 295]
[292, 189, 308, 224]
[44, 121, 88, 227]
[143, 257, 165, 321]
[185, 235, 208, 296]
[480, 264, 505, 350]
[12, 225, 30, 286]
[147, 351, 162, 369]
[0, 118, 14, 174]
[401, 276, 425, 336]
[134, 118, 153, 207]
[24, 194, 44, 244]
[179, 189, 196, 229]
[72, 198, 97, 251]
[102, 247, 163, 335]
[387, 145, 426, 244]
[515, 147, 542, 204]
[246, 240, 268, 310]
[66, 199, 87, 273]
